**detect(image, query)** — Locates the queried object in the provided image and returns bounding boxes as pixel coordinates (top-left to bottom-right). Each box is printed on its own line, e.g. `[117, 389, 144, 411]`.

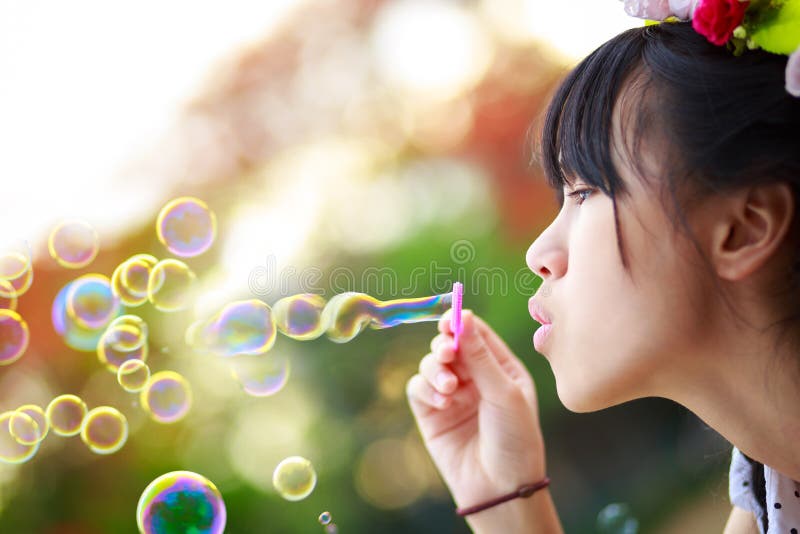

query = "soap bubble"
[147, 259, 197, 312]
[111, 254, 158, 307]
[11, 404, 48, 444]
[0, 241, 33, 298]
[47, 219, 99, 269]
[46, 394, 88, 437]
[0, 309, 30, 366]
[229, 353, 290, 397]
[0, 411, 40, 464]
[156, 197, 217, 258]
[52, 280, 120, 352]
[324, 525, 339, 534]
[140, 371, 193, 423]
[105, 315, 148, 352]
[318, 511, 332, 525]
[80, 406, 129, 455]
[0, 279, 17, 311]
[321, 291, 452, 343]
[273, 456, 317, 501]
[117, 359, 151, 393]
[137, 470, 226, 534]
[273, 293, 328, 340]
[97, 323, 149, 373]
[193, 299, 277, 357]
[66, 274, 120, 330]
[8, 410, 41, 446]
[596, 503, 639, 534]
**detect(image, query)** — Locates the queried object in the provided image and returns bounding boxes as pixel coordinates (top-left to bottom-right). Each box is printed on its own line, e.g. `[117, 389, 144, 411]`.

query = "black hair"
[533, 21, 800, 526]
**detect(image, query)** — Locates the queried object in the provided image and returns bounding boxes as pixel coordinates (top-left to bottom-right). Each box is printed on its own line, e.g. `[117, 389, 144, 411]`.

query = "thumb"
[457, 310, 513, 402]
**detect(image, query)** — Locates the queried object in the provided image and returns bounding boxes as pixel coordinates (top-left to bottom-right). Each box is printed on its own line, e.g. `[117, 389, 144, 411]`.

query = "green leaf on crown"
[749, 0, 800, 54]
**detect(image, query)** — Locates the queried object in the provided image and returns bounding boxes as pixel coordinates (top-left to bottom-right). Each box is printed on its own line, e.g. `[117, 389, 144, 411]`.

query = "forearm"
[465, 488, 564, 534]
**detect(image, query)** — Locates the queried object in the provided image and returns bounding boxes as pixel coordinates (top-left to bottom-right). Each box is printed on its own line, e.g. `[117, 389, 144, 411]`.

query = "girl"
[406, 17, 800, 534]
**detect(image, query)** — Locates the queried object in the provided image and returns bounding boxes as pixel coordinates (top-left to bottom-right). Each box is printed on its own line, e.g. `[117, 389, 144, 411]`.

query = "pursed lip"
[528, 296, 552, 325]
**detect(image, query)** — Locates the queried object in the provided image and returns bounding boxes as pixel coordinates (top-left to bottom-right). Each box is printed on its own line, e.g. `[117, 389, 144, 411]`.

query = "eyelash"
[566, 188, 594, 206]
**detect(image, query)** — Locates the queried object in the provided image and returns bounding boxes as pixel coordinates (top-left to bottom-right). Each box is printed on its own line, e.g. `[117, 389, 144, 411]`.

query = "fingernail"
[436, 372, 453, 390]
[433, 392, 448, 407]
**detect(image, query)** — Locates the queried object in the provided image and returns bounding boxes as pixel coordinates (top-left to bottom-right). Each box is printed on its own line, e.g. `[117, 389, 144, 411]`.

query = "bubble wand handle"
[450, 282, 463, 352]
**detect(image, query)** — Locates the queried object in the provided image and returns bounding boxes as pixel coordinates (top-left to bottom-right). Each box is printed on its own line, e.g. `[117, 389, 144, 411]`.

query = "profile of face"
[525, 99, 717, 414]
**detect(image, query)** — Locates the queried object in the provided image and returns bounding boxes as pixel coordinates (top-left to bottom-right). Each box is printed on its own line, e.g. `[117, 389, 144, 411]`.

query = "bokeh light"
[136, 471, 226, 534]
[47, 219, 100, 269]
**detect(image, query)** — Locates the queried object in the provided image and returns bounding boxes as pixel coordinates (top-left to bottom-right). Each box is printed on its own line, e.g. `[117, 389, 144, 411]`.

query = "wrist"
[465, 487, 562, 534]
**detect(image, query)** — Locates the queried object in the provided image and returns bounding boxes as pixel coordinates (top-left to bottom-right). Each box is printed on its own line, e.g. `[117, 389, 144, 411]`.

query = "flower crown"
[622, 0, 800, 97]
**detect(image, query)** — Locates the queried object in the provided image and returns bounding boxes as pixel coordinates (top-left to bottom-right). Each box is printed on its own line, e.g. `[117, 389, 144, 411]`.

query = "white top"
[729, 446, 800, 533]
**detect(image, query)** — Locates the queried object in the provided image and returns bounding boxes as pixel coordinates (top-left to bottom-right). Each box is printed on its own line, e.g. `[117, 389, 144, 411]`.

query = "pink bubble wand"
[450, 281, 463, 352]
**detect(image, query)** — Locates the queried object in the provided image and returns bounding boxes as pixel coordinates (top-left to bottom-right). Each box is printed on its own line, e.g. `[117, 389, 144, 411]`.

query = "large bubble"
[273, 293, 328, 341]
[272, 456, 317, 501]
[46, 394, 88, 437]
[156, 197, 217, 258]
[191, 299, 277, 357]
[147, 259, 197, 312]
[80, 406, 129, 455]
[66, 274, 121, 330]
[52, 280, 122, 352]
[136, 471, 226, 534]
[47, 219, 99, 269]
[0, 309, 30, 366]
[140, 371, 193, 424]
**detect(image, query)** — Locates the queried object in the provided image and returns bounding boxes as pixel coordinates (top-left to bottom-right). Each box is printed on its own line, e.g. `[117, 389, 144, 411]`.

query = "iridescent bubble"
[200, 299, 277, 357]
[11, 404, 48, 444]
[147, 259, 197, 312]
[46, 394, 88, 437]
[8, 410, 40, 446]
[111, 254, 158, 307]
[0, 241, 33, 298]
[48, 219, 99, 269]
[156, 197, 217, 258]
[0, 309, 29, 366]
[106, 315, 148, 352]
[52, 280, 120, 352]
[321, 291, 453, 343]
[0, 279, 17, 311]
[136, 470, 226, 534]
[117, 359, 151, 393]
[318, 511, 332, 525]
[97, 323, 149, 373]
[596, 502, 639, 534]
[66, 274, 121, 330]
[229, 353, 290, 397]
[273, 456, 317, 501]
[273, 293, 328, 341]
[80, 406, 129, 455]
[140, 371, 193, 423]
[0, 411, 40, 464]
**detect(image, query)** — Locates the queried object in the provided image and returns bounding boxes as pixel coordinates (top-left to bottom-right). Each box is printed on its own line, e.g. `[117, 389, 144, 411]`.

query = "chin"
[555, 376, 619, 413]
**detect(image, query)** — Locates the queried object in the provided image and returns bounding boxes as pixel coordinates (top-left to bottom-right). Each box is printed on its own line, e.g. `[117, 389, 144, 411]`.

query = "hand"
[406, 309, 548, 510]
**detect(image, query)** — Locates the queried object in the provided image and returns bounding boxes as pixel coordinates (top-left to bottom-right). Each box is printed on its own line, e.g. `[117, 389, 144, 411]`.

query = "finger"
[438, 308, 454, 335]
[470, 313, 535, 391]
[457, 310, 513, 402]
[430, 334, 456, 364]
[406, 374, 452, 413]
[419, 353, 458, 395]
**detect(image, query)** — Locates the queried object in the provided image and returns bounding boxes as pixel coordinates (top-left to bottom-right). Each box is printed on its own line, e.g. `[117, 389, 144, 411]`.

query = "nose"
[526, 233, 566, 280]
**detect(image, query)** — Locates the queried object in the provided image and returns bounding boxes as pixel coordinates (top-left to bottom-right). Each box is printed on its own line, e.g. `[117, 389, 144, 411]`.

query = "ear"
[707, 183, 795, 282]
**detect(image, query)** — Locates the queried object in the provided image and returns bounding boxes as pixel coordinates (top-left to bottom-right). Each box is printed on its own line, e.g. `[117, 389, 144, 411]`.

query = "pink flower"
[622, 0, 698, 20]
[691, 0, 750, 46]
[787, 47, 800, 98]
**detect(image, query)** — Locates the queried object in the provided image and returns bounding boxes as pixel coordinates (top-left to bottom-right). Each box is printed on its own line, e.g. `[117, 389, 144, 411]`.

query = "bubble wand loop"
[450, 282, 463, 352]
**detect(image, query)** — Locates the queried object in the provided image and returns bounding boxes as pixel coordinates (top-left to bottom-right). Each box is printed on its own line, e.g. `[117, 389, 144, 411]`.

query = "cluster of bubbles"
[0, 241, 33, 366]
[317, 511, 339, 533]
[137, 470, 226, 534]
[0, 394, 129, 464]
[596, 502, 639, 534]
[272, 455, 318, 501]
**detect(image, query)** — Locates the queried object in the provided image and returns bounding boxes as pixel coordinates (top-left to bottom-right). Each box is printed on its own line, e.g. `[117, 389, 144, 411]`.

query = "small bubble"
[273, 456, 317, 501]
[46, 394, 88, 437]
[117, 359, 151, 393]
[140, 371, 193, 423]
[48, 219, 99, 269]
[80, 406, 128, 455]
[147, 259, 197, 312]
[0, 309, 29, 366]
[596, 502, 639, 534]
[156, 197, 217, 258]
[318, 511, 332, 525]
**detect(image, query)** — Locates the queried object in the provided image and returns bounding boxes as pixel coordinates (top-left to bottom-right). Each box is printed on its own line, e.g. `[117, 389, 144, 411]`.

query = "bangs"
[537, 26, 654, 208]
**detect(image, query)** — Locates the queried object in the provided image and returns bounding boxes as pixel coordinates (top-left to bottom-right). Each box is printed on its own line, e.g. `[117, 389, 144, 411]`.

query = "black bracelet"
[455, 477, 552, 517]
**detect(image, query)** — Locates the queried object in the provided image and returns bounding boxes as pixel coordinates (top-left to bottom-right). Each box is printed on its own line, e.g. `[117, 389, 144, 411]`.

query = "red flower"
[692, 0, 750, 46]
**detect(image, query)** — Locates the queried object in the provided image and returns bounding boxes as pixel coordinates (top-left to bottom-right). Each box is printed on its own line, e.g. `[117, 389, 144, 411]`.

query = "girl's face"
[525, 114, 713, 413]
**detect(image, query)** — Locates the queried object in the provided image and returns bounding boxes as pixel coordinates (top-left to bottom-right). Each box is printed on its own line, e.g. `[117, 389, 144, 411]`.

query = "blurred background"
[0, 0, 734, 532]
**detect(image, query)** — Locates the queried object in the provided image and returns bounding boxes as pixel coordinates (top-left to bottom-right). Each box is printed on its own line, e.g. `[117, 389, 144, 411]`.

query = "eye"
[566, 187, 594, 206]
